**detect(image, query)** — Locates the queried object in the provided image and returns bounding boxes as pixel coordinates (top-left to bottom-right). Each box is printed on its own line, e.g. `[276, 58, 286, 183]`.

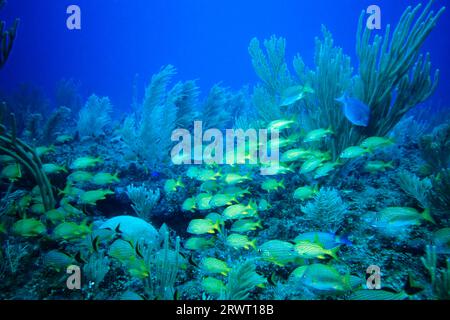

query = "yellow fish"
[164, 178, 185, 193]
[12, 218, 46, 237]
[187, 219, 220, 235]
[226, 234, 257, 250]
[294, 241, 339, 260]
[79, 189, 114, 205]
[200, 257, 231, 276]
[222, 201, 258, 220]
[1, 163, 22, 182]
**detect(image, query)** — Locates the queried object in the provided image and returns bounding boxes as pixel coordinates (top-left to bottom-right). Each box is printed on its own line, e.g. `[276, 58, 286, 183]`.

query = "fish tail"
[338, 234, 353, 246]
[343, 273, 352, 291]
[279, 179, 286, 189]
[422, 208, 436, 224]
[248, 199, 257, 211]
[328, 246, 340, 260]
[17, 163, 22, 178]
[177, 177, 185, 188]
[335, 94, 345, 103]
[213, 221, 221, 233]
[313, 184, 320, 194]
[249, 239, 257, 250]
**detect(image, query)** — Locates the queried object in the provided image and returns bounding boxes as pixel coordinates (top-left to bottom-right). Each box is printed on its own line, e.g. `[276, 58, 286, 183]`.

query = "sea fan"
[77, 95, 112, 138]
[301, 187, 348, 233]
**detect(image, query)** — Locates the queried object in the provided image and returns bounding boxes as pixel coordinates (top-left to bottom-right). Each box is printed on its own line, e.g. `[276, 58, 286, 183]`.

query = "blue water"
[1, 0, 449, 111]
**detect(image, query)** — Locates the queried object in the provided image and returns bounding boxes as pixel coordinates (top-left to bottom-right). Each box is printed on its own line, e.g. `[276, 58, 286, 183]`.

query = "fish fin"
[17, 163, 22, 178]
[268, 272, 278, 286]
[177, 177, 185, 188]
[248, 199, 258, 211]
[422, 208, 435, 224]
[313, 184, 320, 194]
[173, 289, 181, 300]
[338, 234, 353, 246]
[279, 179, 286, 189]
[329, 246, 340, 260]
[249, 239, 257, 250]
[335, 93, 346, 103]
[188, 254, 199, 268]
[92, 235, 100, 253]
[74, 251, 86, 264]
[343, 273, 352, 291]
[273, 261, 285, 267]
[135, 242, 144, 259]
[213, 221, 221, 233]
[404, 272, 424, 295]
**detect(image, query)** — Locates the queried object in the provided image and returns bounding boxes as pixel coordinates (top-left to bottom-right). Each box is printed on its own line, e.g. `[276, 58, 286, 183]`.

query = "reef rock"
[100, 215, 159, 248]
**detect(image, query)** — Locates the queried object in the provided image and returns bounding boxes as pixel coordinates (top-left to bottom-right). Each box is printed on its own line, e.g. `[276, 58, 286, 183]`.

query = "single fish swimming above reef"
[335, 94, 370, 127]
[280, 85, 314, 107]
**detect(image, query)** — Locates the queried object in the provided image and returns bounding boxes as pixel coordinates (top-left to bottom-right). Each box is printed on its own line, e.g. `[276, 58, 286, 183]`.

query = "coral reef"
[0, 0, 448, 302]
